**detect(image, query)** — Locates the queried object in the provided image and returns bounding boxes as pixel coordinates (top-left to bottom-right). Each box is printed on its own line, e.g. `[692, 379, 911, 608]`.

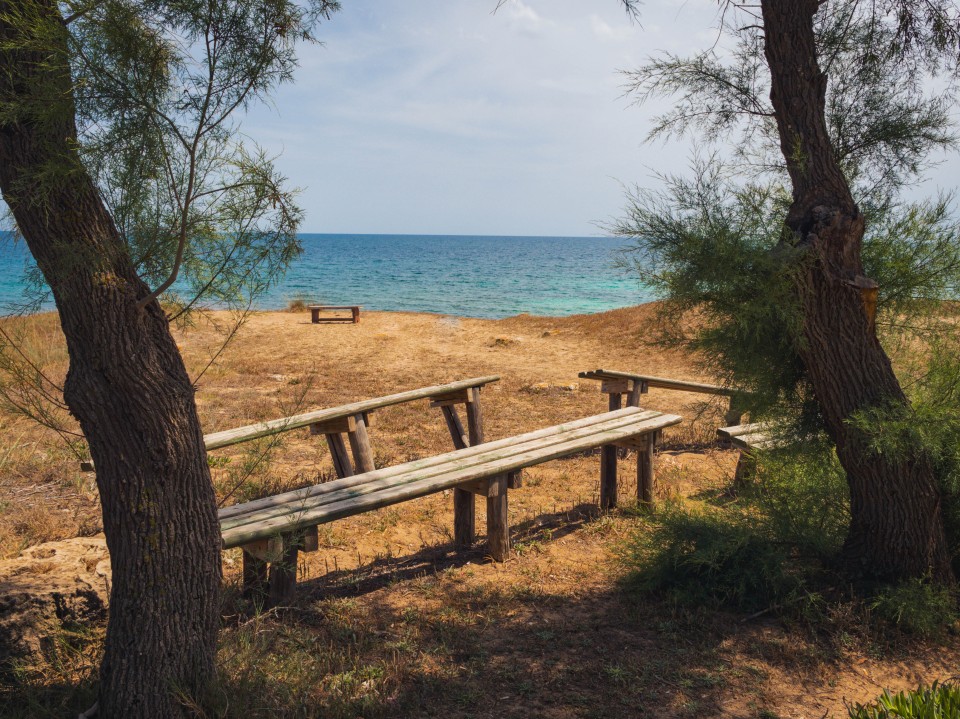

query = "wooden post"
[628, 379, 647, 408]
[347, 412, 376, 474]
[637, 431, 656, 510]
[241, 550, 268, 604]
[267, 536, 300, 608]
[465, 387, 484, 445]
[440, 401, 477, 548]
[486, 473, 509, 561]
[600, 391, 623, 510]
[725, 393, 745, 427]
[325, 433, 354, 478]
[732, 452, 757, 492]
[441, 405, 469, 449]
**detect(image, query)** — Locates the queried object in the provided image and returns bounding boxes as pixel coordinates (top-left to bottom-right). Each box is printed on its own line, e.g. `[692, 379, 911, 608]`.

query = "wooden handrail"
[578, 369, 743, 397]
[204, 376, 500, 450]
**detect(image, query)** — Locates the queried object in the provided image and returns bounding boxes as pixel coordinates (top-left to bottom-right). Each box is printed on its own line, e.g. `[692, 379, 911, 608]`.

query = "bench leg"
[351, 307, 360, 323]
[242, 550, 269, 605]
[347, 413, 376, 474]
[442, 397, 485, 548]
[486, 474, 510, 561]
[454, 489, 475, 547]
[637, 432, 656, 510]
[732, 451, 756, 492]
[310, 307, 320, 323]
[325, 433, 355, 478]
[267, 536, 300, 608]
[600, 393, 622, 510]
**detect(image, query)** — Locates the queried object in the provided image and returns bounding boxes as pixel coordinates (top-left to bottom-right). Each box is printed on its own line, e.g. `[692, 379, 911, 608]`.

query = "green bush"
[870, 579, 958, 638]
[749, 443, 849, 559]
[847, 682, 960, 718]
[621, 503, 799, 610]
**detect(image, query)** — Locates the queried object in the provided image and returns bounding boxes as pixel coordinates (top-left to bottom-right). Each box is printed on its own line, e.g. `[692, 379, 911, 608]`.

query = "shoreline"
[2, 301, 660, 323]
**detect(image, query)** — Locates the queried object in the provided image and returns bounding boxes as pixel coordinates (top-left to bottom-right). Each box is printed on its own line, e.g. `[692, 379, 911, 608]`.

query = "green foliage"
[621, 442, 849, 613]
[870, 579, 958, 637]
[622, 502, 798, 611]
[847, 682, 960, 719]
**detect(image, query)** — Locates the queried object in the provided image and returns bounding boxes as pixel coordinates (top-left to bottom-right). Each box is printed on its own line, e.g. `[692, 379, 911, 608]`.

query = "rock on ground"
[0, 536, 110, 666]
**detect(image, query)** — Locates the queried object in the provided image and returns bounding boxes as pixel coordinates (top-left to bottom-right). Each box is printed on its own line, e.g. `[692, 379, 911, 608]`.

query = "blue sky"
[3, 1, 956, 236]
[244, 0, 729, 235]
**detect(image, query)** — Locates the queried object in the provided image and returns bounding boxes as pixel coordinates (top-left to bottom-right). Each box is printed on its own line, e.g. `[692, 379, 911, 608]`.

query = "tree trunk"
[760, 0, 953, 581]
[0, 3, 222, 716]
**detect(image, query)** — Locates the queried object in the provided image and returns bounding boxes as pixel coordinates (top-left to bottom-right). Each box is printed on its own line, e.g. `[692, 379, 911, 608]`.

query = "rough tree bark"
[760, 0, 953, 581]
[0, 2, 223, 716]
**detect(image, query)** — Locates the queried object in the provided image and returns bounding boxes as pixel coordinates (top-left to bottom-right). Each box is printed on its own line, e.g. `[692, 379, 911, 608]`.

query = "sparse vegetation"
[1, 307, 956, 717]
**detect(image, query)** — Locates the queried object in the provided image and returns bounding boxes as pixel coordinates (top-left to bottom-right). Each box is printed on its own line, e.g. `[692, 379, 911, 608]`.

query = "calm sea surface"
[0, 233, 651, 318]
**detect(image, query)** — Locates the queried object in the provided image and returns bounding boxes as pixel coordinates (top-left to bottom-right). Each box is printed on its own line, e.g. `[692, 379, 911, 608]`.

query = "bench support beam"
[600, 392, 622, 509]
[637, 432, 656, 510]
[325, 433, 354, 478]
[438, 387, 488, 549]
[347, 412, 376, 474]
[486, 473, 510, 561]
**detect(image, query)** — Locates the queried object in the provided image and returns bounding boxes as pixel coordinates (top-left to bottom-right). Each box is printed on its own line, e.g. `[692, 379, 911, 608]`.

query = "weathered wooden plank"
[203, 376, 500, 450]
[717, 422, 766, 439]
[310, 415, 354, 435]
[219, 409, 663, 528]
[221, 411, 682, 547]
[347, 413, 376, 474]
[600, 378, 631, 394]
[219, 407, 659, 521]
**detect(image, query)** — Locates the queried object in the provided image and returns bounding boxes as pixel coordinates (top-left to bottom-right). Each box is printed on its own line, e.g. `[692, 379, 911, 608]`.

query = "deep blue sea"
[0, 233, 652, 318]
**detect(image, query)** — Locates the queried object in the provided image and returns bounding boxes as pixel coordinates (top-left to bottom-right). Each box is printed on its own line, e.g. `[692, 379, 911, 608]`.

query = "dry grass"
[2, 305, 958, 718]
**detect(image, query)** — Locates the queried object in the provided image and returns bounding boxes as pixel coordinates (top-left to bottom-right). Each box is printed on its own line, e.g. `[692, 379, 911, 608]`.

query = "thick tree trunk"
[0, 3, 222, 716]
[760, 0, 953, 581]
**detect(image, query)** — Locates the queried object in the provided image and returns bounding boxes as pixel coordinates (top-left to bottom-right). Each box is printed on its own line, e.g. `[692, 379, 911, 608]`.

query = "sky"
[2, 1, 957, 236]
[244, 0, 736, 236]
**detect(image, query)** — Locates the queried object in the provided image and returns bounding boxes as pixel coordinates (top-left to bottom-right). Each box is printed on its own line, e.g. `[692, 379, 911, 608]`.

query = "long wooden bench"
[221, 406, 681, 605]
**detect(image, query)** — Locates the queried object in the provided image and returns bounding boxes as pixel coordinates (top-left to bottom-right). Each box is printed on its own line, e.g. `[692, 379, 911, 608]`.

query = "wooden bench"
[220, 406, 681, 605]
[716, 422, 777, 485]
[308, 305, 361, 323]
[579, 369, 749, 426]
[80, 376, 499, 487]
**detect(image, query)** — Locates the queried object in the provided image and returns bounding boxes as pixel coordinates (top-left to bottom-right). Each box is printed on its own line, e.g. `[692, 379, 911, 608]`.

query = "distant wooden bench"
[309, 305, 361, 323]
[221, 406, 681, 605]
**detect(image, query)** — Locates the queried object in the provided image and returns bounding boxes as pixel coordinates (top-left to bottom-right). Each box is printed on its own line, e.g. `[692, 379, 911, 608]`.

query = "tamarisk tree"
[617, 0, 960, 581]
[0, 0, 338, 715]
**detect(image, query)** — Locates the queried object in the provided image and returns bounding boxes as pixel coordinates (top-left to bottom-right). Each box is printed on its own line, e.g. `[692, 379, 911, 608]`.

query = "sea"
[0, 233, 653, 319]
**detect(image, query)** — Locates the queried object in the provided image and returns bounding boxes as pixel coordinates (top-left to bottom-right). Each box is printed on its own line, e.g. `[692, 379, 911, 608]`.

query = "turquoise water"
[0, 233, 651, 318]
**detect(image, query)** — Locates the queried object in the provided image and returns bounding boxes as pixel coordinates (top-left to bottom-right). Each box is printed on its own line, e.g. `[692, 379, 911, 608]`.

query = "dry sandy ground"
[0, 305, 957, 718]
